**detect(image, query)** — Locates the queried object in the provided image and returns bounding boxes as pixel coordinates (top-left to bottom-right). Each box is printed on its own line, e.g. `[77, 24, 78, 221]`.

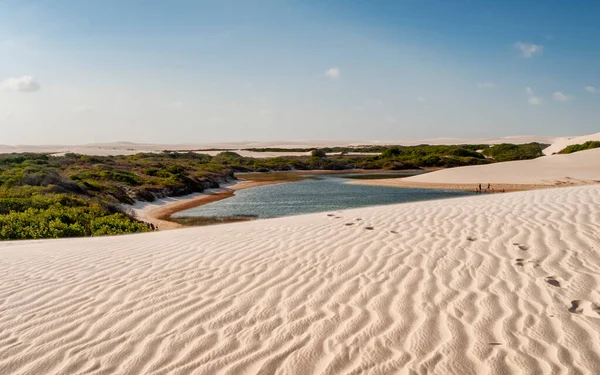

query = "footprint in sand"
[545, 276, 561, 287]
[390, 230, 398, 234]
[327, 214, 335, 217]
[365, 227, 374, 230]
[515, 258, 539, 268]
[467, 236, 477, 242]
[344, 223, 354, 226]
[513, 243, 529, 251]
[568, 300, 600, 316]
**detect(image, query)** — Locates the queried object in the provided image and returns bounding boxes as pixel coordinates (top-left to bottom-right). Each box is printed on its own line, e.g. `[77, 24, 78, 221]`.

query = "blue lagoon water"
[175, 173, 474, 219]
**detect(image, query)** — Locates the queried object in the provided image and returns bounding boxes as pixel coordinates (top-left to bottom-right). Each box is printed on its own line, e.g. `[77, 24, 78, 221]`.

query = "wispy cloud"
[514, 41, 544, 58]
[0, 75, 41, 92]
[325, 67, 340, 79]
[477, 82, 495, 89]
[417, 96, 426, 102]
[584, 86, 597, 94]
[552, 91, 572, 101]
[526, 87, 542, 105]
[385, 115, 396, 123]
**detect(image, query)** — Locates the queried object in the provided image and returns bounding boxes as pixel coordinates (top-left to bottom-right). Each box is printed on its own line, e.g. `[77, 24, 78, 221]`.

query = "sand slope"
[2, 185, 600, 374]
[353, 148, 600, 191]
[543, 133, 600, 155]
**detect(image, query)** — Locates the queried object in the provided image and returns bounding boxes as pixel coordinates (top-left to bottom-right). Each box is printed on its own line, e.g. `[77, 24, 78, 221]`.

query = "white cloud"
[528, 96, 542, 105]
[325, 67, 340, 79]
[417, 96, 426, 102]
[477, 82, 495, 89]
[525, 86, 534, 95]
[73, 105, 93, 113]
[385, 115, 396, 123]
[552, 91, 571, 101]
[584, 86, 597, 94]
[514, 41, 544, 58]
[0, 75, 41, 92]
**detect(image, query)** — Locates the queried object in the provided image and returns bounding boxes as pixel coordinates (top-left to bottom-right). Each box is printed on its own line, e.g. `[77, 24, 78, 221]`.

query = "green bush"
[559, 141, 600, 154]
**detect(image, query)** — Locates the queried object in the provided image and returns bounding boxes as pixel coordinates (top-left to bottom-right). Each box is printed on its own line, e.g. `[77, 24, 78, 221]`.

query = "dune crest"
[1, 186, 600, 374]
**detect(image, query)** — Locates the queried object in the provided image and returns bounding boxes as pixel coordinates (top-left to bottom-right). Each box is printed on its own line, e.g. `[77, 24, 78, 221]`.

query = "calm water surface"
[176, 173, 474, 219]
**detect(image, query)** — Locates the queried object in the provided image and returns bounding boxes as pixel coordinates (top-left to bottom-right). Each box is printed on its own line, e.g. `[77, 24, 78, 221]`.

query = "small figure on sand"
[476, 183, 505, 194]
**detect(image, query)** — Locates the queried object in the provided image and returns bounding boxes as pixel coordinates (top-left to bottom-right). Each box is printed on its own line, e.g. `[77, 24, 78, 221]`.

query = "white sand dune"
[406, 148, 600, 185]
[354, 148, 600, 190]
[0, 135, 559, 157]
[2, 185, 600, 374]
[543, 133, 600, 155]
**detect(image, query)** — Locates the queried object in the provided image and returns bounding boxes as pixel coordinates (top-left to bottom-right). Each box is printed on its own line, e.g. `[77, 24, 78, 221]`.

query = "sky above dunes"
[0, 0, 599, 145]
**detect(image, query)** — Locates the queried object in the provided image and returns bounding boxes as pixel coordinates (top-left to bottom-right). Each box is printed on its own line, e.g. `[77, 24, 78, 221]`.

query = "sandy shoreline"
[349, 179, 588, 192]
[131, 179, 289, 230]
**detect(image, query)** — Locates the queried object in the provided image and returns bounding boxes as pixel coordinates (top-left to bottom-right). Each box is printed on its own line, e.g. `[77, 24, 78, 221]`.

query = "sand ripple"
[1, 185, 600, 374]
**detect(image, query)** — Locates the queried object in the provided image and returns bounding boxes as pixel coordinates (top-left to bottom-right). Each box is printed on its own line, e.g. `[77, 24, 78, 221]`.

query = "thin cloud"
[477, 82, 495, 89]
[526, 86, 542, 105]
[552, 91, 571, 101]
[385, 115, 396, 123]
[514, 42, 544, 58]
[584, 86, 597, 94]
[0, 75, 41, 92]
[325, 67, 340, 79]
[417, 96, 426, 102]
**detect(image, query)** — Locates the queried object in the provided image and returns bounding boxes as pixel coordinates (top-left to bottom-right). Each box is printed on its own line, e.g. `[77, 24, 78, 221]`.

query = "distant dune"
[543, 132, 600, 155]
[353, 134, 600, 190]
[1, 185, 600, 374]
[0, 135, 560, 157]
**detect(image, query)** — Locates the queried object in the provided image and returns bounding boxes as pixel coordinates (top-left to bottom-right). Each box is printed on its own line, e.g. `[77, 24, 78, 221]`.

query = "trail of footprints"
[330, 211, 600, 319]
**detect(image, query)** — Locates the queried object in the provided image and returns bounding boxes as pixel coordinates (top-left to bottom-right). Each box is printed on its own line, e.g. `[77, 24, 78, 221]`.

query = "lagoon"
[175, 173, 474, 220]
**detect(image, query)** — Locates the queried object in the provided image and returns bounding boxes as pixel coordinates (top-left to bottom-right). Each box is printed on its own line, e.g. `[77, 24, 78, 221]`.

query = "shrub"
[559, 141, 600, 154]
[311, 149, 327, 158]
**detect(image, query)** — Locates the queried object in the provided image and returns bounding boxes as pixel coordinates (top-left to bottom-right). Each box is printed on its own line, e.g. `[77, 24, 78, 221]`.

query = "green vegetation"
[558, 141, 600, 154]
[481, 143, 546, 162]
[0, 152, 233, 240]
[0, 143, 547, 240]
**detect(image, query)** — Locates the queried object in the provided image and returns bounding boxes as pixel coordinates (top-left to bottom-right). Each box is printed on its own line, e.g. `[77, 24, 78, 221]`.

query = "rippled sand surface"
[1, 185, 600, 374]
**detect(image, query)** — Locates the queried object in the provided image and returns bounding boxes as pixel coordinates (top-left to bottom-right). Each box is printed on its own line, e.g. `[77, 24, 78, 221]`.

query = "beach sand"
[2, 185, 600, 374]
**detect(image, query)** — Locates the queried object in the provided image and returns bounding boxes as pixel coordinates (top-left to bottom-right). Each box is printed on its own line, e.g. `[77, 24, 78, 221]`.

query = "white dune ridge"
[1, 185, 600, 374]
[542, 132, 600, 155]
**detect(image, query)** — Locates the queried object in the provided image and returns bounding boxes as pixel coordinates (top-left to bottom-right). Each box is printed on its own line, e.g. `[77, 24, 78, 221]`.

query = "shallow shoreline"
[133, 169, 424, 230]
[132, 179, 291, 230]
[348, 179, 580, 192]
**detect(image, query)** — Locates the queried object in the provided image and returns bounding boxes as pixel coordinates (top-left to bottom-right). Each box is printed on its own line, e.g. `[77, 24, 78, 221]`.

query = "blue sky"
[0, 0, 598, 145]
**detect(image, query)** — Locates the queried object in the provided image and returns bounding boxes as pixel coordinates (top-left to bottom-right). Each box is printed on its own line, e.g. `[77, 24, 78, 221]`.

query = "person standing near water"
[479, 183, 482, 193]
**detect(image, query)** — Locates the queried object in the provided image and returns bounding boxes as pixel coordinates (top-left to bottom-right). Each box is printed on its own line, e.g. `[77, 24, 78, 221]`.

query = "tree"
[311, 149, 327, 158]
